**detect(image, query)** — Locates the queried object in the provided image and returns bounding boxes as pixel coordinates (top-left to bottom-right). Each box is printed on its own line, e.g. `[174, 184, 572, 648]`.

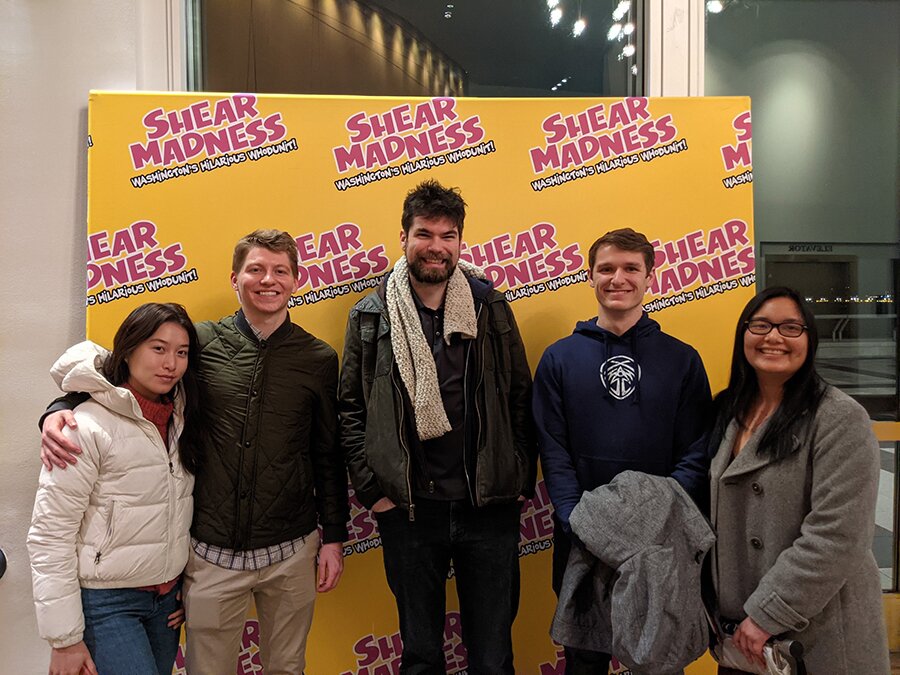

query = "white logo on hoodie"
[600, 355, 641, 400]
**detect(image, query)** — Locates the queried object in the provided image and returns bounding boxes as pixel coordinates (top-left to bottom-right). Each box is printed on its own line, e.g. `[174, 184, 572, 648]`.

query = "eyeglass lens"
[747, 320, 805, 337]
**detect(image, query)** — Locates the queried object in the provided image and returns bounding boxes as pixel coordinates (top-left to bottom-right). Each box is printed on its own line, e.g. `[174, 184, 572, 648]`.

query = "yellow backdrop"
[86, 92, 754, 674]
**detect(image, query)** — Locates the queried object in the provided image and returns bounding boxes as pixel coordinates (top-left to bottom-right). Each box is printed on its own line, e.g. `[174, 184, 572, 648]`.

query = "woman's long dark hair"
[103, 303, 205, 474]
[712, 286, 827, 460]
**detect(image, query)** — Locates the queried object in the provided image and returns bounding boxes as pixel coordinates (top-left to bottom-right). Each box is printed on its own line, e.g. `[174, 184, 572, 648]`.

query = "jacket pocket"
[94, 500, 118, 566]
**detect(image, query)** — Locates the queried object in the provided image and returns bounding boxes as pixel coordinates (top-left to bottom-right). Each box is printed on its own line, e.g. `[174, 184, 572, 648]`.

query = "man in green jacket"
[339, 180, 536, 674]
[40, 230, 349, 675]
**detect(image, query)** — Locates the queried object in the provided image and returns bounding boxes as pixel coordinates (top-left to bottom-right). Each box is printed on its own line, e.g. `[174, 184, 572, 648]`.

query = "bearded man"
[338, 179, 536, 674]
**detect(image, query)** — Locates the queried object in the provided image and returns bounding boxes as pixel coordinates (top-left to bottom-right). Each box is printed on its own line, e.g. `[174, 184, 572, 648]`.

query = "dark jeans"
[376, 499, 521, 675]
[81, 583, 181, 675]
[552, 519, 612, 675]
[562, 647, 612, 675]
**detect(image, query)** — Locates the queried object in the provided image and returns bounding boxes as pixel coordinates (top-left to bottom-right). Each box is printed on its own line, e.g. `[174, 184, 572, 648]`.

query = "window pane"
[194, 0, 643, 97]
[761, 242, 899, 421]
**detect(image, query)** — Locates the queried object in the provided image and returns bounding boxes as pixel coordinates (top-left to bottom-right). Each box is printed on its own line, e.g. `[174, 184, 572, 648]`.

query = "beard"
[408, 255, 457, 284]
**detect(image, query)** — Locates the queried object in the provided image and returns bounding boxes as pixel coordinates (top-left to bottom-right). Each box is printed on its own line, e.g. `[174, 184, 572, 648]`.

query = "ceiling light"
[573, 18, 586, 37]
[550, 7, 562, 25]
[622, 43, 635, 57]
[623, 22, 635, 35]
[444, 11, 452, 18]
[561, 77, 568, 83]
[707, 0, 724, 13]
[612, 0, 631, 21]
[631, 65, 638, 75]
[547, 0, 559, 8]
[607, 23, 622, 40]
[551, 86, 558, 91]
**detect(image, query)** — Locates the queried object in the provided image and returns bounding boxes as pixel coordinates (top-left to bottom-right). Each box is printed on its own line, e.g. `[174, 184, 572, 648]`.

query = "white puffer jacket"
[28, 341, 195, 649]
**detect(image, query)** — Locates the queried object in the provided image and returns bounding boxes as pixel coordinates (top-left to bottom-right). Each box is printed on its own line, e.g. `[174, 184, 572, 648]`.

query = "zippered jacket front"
[28, 341, 194, 649]
[190, 311, 348, 548]
[338, 274, 536, 513]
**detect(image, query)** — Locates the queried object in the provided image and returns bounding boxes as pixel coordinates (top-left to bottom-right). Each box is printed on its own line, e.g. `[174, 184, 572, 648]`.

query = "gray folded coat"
[550, 470, 716, 675]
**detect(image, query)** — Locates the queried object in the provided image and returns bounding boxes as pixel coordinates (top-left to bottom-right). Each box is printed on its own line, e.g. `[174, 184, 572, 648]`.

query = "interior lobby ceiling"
[366, 0, 622, 95]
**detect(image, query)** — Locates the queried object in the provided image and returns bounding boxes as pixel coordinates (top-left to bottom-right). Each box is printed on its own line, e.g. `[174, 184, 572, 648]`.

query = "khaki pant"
[183, 532, 318, 675]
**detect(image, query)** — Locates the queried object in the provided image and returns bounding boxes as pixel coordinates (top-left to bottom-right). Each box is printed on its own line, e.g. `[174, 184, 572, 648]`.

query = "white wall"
[0, 1, 141, 670]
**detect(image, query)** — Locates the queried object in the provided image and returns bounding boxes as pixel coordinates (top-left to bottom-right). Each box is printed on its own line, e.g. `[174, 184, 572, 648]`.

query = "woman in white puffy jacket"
[28, 303, 204, 675]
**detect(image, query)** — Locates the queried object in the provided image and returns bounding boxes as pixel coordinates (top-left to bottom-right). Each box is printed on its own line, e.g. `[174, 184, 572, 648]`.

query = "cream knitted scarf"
[385, 257, 485, 440]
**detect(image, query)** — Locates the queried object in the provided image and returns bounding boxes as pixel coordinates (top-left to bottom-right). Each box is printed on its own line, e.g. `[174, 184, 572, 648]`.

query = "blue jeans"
[376, 499, 521, 675]
[81, 584, 181, 675]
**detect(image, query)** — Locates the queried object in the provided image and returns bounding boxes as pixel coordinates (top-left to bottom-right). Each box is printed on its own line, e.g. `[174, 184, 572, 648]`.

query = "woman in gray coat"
[709, 287, 889, 674]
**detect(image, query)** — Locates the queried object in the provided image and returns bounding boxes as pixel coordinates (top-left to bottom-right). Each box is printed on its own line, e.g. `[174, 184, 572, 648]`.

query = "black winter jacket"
[192, 311, 348, 548]
[338, 275, 536, 516]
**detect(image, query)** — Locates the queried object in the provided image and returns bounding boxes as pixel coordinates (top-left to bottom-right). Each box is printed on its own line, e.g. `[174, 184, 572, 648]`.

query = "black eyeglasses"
[744, 319, 807, 338]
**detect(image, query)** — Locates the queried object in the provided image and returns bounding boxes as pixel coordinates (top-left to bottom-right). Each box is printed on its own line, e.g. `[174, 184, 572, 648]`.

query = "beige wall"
[0, 1, 142, 670]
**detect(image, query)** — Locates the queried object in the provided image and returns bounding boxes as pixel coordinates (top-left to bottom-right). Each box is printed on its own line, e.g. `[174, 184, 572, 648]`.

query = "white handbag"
[704, 603, 807, 675]
[711, 636, 801, 675]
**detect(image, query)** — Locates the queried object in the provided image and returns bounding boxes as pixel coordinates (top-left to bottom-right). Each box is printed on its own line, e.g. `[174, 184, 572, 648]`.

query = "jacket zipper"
[237, 342, 265, 548]
[162, 409, 181, 580]
[94, 500, 118, 565]
[391, 366, 416, 522]
[462, 304, 484, 506]
[165, 437, 176, 579]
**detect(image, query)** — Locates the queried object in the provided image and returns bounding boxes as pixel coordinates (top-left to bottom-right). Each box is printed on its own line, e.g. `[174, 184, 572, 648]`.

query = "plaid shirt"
[191, 536, 309, 571]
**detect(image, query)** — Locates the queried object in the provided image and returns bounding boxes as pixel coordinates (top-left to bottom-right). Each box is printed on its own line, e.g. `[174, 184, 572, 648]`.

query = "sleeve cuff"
[744, 590, 809, 636]
[39, 401, 72, 431]
[321, 523, 349, 544]
[48, 632, 83, 649]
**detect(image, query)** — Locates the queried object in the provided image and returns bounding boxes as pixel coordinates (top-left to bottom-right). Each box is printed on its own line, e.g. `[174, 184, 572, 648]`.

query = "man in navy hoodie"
[532, 227, 711, 674]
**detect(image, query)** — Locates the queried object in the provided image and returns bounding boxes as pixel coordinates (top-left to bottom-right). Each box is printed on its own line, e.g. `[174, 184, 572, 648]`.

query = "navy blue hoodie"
[533, 313, 711, 531]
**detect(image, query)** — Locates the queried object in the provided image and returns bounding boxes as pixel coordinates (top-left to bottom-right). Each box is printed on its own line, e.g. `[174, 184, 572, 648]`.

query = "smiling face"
[401, 215, 461, 285]
[743, 296, 809, 383]
[126, 321, 190, 401]
[230, 246, 300, 322]
[590, 244, 653, 321]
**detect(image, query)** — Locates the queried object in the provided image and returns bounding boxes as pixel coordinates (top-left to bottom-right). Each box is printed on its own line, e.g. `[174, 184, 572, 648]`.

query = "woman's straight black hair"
[712, 286, 827, 460]
[103, 302, 206, 474]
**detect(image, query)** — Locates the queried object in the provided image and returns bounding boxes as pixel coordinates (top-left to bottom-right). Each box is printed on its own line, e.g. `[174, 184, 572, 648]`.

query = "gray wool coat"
[710, 386, 889, 675]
